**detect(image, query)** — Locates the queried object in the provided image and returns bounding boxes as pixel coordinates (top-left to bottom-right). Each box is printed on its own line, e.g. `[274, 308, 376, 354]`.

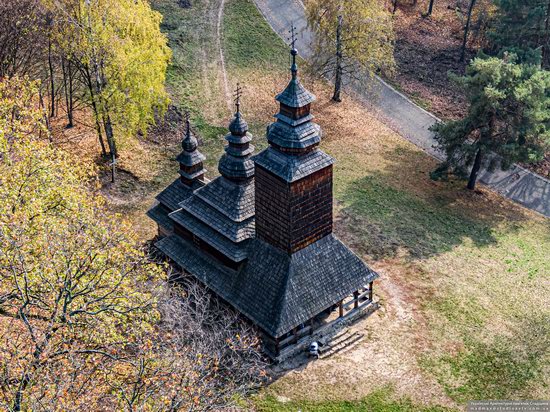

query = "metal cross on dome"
[289, 24, 297, 50]
[288, 24, 298, 77]
[234, 83, 243, 112]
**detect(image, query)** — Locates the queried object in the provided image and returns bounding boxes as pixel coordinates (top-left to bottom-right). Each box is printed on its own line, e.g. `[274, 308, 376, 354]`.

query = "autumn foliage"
[0, 77, 266, 411]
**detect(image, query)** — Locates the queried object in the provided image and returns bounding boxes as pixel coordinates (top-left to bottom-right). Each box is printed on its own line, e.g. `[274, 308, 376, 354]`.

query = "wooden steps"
[318, 330, 364, 359]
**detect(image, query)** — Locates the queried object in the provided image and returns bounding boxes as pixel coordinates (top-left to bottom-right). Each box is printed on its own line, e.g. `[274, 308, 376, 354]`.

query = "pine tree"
[306, 0, 395, 102]
[432, 55, 550, 190]
[492, 0, 550, 67]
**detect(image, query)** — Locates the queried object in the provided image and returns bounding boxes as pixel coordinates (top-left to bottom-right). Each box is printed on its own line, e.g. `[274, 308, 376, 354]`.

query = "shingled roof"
[147, 115, 207, 233]
[146, 204, 174, 232]
[166, 102, 256, 263]
[155, 179, 198, 212]
[253, 147, 334, 182]
[276, 45, 315, 108]
[194, 177, 254, 222]
[156, 234, 378, 338]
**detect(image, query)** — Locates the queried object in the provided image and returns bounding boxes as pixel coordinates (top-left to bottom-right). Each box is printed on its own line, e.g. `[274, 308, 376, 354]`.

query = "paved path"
[253, 0, 550, 218]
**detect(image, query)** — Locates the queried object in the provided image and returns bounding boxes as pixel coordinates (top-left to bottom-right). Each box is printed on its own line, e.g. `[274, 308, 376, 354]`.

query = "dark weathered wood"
[369, 282, 373, 301]
[339, 300, 344, 318]
[173, 224, 241, 270]
[343, 289, 370, 310]
[255, 165, 333, 253]
[278, 324, 312, 347]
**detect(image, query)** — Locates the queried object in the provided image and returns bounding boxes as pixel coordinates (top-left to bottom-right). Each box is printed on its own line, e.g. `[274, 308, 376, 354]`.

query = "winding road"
[253, 0, 550, 218]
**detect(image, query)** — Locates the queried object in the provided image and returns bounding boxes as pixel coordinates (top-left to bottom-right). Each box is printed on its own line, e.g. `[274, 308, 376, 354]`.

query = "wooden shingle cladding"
[163, 108, 256, 267]
[255, 164, 333, 253]
[147, 178, 204, 236]
[155, 233, 378, 339]
[173, 223, 244, 270]
[148, 47, 381, 357]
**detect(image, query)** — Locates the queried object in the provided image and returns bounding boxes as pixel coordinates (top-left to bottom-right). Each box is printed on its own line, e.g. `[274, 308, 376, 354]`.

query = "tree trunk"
[12, 372, 30, 412]
[62, 58, 74, 128]
[467, 146, 483, 190]
[460, 0, 477, 62]
[84, 65, 107, 156]
[467, 113, 493, 190]
[103, 114, 117, 158]
[48, 39, 55, 118]
[425, 0, 435, 17]
[38, 88, 51, 142]
[332, 14, 343, 102]
[542, 0, 550, 67]
[103, 114, 117, 183]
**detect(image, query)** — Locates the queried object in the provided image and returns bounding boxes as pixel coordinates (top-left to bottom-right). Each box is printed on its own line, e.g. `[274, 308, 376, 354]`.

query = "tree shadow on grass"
[337, 145, 537, 260]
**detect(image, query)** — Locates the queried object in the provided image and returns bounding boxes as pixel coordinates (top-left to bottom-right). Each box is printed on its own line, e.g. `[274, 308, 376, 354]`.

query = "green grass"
[339, 173, 497, 259]
[328, 135, 550, 402]
[255, 387, 454, 412]
[423, 314, 550, 402]
[222, 0, 288, 71]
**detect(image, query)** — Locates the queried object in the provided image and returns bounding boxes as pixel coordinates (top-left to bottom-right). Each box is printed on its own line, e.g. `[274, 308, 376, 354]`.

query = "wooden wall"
[255, 164, 333, 254]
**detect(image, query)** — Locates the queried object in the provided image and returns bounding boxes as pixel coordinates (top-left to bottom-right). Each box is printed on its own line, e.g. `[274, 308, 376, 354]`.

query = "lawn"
[102, 0, 550, 409]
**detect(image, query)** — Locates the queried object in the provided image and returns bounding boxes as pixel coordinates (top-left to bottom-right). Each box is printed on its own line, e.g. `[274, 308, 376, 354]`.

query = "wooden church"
[148, 42, 378, 359]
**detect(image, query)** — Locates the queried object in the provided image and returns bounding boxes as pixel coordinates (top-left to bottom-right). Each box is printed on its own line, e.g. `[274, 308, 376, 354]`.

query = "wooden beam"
[275, 338, 280, 355]
[353, 291, 359, 309]
[278, 325, 313, 347]
[339, 300, 344, 318]
[343, 289, 371, 310]
[369, 281, 373, 301]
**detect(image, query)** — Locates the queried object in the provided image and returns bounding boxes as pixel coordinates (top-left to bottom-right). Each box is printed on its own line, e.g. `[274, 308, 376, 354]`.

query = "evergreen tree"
[492, 0, 550, 67]
[432, 55, 550, 190]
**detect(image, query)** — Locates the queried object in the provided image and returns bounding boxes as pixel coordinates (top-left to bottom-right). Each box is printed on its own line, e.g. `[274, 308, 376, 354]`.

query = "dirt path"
[216, 0, 232, 112]
[196, 0, 232, 122]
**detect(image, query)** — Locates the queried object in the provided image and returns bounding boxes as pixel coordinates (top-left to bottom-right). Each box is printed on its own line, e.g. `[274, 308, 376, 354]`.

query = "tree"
[47, 0, 172, 159]
[0, 0, 172, 164]
[0, 77, 266, 411]
[0, 0, 47, 78]
[492, 0, 550, 68]
[424, 0, 436, 17]
[460, 0, 478, 62]
[0, 77, 161, 411]
[306, 0, 395, 102]
[124, 275, 268, 411]
[431, 55, 550, 190]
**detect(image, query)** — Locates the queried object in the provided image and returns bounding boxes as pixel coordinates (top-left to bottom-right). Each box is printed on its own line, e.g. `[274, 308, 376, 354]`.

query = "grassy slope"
[142, 0, 550, 409]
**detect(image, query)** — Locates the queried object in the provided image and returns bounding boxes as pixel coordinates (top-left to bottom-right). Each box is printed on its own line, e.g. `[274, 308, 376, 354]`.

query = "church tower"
[167, 88, 256, 269]
[177, 114, 207, 186]
[253, 35, 334, 253]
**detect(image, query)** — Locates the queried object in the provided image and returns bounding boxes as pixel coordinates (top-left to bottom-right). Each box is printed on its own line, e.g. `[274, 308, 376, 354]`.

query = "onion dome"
[176, 115, 206, 185]
[267, 37, 320, 153]
[218, 89, 255, 181]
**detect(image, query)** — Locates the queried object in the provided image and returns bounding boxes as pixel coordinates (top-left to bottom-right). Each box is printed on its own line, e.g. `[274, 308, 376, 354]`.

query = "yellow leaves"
[0, 76, 48, 155]
[63, 0, 171, 147]
[307, 0, 395, 76]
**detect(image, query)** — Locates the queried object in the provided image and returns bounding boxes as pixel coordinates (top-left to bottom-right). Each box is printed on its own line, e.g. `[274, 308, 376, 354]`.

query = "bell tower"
[253, 31, 334, 253]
